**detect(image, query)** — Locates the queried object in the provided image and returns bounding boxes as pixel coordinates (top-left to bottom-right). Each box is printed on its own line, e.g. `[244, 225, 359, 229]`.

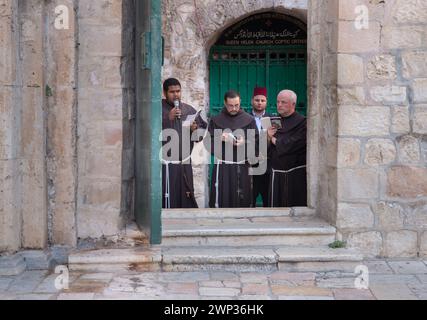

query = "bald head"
[277, 90, 297, 117]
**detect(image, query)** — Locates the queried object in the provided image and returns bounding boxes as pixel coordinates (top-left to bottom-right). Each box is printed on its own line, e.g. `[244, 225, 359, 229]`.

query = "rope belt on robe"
[162, 155, 192, 209]
[214, 158, 247, 208]
[270, 165, 307, 207]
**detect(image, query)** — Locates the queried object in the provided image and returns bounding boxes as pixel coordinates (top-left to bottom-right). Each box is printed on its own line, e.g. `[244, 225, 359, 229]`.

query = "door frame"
[134, 0, 163, 244]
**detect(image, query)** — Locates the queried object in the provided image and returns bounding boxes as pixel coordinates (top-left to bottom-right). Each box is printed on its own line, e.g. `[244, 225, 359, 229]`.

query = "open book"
[183, 110, 202, 127]
[261, 116, 282, 130]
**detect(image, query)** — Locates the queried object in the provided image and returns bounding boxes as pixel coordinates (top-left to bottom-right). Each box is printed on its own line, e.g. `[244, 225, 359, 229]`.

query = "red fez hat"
[253, 87, 267, 98]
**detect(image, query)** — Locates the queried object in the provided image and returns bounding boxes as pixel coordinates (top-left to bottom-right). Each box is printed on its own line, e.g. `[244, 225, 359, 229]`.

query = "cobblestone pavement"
[1, 260, 426, 300]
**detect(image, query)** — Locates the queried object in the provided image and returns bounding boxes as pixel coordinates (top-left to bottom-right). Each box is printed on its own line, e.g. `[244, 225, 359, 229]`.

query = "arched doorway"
[208, 12, 308, 206]
[209, 12, 308, 117]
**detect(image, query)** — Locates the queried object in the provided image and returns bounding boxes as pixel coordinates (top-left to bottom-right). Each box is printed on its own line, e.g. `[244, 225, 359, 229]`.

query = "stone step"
[162, 207, 315, 219]
[68, 248, 162, 273]
[162, 217, 336, 246]
[68, 246, 363, 273]
[0, 254, 26, 276]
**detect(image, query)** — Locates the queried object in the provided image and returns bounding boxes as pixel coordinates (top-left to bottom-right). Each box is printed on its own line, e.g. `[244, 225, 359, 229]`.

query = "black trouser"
[252, 173, 270, 207]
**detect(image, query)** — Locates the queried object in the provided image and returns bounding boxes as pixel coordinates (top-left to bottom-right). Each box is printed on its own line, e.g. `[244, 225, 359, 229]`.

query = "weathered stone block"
[337, 87, 365, 105]
[367, 55, 397, 80]
[339, 0, 385, 21]
[77, 208, 122, 239]
[384, 231, 418, 258]
[338, 21, 380, 53]
[78, 0, 122, 22]
[397, 136, 421, 164]
[392, 0, 427, 24]
[381, 26, 424, 49]
[391, 107, 410, 135]
[79, 25, 122, 57]
[414, 108, 427, 134]
[364, 139, 396, 166]
[337, 54, 364, 84]
[82, 179, 121, 210]
[337, 138, 360, 168]
[78, 89, 123, 121]
[406, 205, 427, 229]
[338, 106, 390, 137]
[103, 121, 123, 146]
[338, 168, 379, 200]
[337, 203, 374, 229]
[21, 158, 48, 249]
[374, 202, 405, 231]
[413, 79, 427, 103]
[347, 231, 383, 257]
[83, 148, 122, 179]
[370, 86, 407, 105]
[387, 167, 427, 198]
[402, 52, 427, 79]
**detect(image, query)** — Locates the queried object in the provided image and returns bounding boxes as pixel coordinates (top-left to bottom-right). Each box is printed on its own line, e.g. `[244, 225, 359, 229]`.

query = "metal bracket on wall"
[162, 36, 165, 66]
[141, 32, 151, 69]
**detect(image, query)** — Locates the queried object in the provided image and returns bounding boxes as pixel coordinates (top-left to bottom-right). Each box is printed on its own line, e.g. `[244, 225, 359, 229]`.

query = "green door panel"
[209, 47, 307, 117]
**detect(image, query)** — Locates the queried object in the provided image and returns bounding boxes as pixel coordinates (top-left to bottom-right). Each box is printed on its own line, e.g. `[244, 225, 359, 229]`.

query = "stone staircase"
[68, 208, 364, 273]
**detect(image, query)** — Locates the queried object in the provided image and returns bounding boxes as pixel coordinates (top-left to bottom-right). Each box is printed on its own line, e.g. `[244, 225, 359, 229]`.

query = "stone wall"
[0, 0, 22, 252]
[308, 0, 339, 222]
[335, 0, 427, 258]
[76, 0, 128, 239]
[45, 0, 78, 247]
[0, 0, 131, 252]
[162, 0, 309, 206]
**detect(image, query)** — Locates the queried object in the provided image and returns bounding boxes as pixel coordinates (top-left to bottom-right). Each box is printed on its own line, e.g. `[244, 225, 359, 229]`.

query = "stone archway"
[161, 0, 334, 210]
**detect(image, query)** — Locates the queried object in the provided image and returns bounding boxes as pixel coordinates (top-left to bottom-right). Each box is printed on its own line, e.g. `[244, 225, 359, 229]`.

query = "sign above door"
[215, 12, 307, 47]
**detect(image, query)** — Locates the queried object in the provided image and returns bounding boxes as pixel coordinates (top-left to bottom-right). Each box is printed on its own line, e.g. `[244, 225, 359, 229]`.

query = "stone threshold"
[68, 246, 364, 273]
[162, 207, 316, 219]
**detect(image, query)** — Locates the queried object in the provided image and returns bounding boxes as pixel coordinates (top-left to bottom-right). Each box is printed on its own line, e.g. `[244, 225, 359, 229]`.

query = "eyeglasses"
[225, 105, 240, 110]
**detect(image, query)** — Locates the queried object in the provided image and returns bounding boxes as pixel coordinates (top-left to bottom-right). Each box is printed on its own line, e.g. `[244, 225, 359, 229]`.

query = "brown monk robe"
[162, 99, 207, 209]
[208, 92, 259, 208]
[268, 111, 307, 207]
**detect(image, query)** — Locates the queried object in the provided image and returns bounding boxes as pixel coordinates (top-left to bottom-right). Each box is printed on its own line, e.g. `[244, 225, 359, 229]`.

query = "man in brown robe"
[208, 90, 259, 208]
[267, 90, 307, 207]
[161, 78, 207, 208]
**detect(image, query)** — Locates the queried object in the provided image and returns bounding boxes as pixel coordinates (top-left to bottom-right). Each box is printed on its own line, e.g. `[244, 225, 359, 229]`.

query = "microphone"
[174, 100, 181, 120]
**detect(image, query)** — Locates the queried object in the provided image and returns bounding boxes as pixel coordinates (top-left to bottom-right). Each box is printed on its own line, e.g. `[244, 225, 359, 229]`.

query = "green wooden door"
[209, 45, 307, 207]
[135, 0, 162, 244]
[209, 46, 307, 117]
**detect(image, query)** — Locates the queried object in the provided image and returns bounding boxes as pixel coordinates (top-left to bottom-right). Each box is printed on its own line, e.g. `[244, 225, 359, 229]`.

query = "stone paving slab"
[363, 261, 394, 274]
[369, 274, 421, 286]
[2, 260, 427, 300]
[0, 255, 26, 276]
[278, 296, 334, 300]
[199, 287, 241, 297]
[332, 289, 375, 300]
[0, 277, 14, 291]
[14, 294, 55, 300]
[407, 282, 427, 300]
[370, 284, 419, 300]
[7, 271, 48, 294]
[57, 293, 95, 300]
[387, 261, 427, 274]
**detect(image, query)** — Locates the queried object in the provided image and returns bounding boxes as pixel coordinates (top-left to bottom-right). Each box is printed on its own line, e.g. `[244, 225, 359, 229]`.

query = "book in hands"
[183, 110, 202, 127]
[261, 116, 282, 130]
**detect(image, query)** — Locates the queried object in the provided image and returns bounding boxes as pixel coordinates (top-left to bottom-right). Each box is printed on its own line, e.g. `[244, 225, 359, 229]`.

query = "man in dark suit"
[250, 87, 272, 207]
